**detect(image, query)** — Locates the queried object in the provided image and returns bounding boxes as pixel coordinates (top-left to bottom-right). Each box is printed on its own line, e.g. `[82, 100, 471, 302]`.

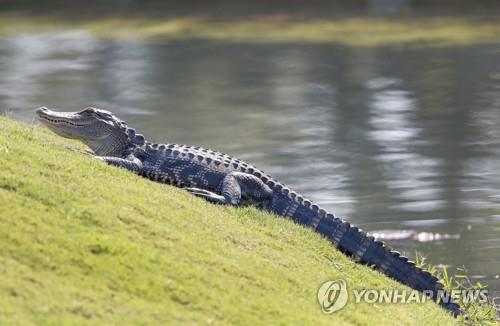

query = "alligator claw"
[185, 187, 215, 196]
[185, 187, 227, 204]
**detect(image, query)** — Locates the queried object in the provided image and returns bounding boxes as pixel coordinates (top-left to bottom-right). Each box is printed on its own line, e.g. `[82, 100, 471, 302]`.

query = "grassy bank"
[0, 15, 499, 46]
[0, 116, 460, 324]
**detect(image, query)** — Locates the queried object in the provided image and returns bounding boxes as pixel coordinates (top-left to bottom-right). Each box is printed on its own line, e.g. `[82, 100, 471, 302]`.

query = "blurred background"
[0, 0, 499, 297]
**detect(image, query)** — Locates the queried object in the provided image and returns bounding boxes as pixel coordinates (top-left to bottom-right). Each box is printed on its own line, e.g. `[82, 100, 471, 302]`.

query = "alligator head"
[36, 107, 143, 156]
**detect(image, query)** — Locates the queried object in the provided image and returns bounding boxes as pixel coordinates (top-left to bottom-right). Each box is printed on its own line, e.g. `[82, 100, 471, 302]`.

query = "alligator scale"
[36, 107, 462, 316]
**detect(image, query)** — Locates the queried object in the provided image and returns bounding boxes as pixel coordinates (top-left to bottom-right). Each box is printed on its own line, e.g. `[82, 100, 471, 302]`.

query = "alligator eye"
[83, 107, 96, 114]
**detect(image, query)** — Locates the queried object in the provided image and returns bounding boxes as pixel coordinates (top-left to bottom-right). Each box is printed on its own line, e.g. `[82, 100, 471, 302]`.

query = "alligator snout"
[35, 107, 48, 116]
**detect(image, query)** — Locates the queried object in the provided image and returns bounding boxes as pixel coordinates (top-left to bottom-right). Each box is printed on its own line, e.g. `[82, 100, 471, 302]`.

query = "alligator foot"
[185, 188, 227, 204]
[95, 155, 143, 172]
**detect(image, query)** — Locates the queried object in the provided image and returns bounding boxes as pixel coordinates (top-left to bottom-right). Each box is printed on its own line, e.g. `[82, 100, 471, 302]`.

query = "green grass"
[415, 255, 499, 325]
[0, 14, 499, 46]
[0, 116, 473, 325]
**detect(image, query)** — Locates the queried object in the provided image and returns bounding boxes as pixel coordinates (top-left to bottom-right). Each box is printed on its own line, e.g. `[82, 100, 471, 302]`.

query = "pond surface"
[1, 30, 499, 295]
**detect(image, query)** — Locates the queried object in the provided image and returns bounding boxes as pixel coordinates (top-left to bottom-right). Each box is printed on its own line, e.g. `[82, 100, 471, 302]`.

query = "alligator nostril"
[35, 107, 48, 115]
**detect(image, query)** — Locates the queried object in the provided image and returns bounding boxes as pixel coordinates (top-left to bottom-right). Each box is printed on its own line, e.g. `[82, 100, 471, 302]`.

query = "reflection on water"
[370, 230, 460, 242]
[1, 32, 499, 295]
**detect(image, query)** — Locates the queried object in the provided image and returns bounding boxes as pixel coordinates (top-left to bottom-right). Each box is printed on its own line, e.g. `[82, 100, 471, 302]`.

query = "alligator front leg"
[95, 155, 143, 172]
[186, 172, 272, 206]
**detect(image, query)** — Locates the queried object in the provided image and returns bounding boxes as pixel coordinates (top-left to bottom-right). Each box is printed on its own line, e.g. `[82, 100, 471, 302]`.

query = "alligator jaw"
[36, 107, 89, 127]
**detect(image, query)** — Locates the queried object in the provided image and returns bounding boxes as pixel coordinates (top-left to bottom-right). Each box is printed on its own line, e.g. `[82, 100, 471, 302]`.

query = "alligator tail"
[315, 213, 462, 316]
[268, 190, 462, 316]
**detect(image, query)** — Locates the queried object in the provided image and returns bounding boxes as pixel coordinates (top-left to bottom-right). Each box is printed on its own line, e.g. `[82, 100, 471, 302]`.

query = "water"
[1, 30, 499, 295]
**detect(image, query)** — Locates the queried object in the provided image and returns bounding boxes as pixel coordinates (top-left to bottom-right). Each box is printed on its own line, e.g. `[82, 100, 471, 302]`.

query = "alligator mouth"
[36, 107, 88, 127]
[37, 115, 87, 127]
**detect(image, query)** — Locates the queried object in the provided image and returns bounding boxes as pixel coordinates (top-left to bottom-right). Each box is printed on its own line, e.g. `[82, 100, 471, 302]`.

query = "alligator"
[36, 106, 462, 316]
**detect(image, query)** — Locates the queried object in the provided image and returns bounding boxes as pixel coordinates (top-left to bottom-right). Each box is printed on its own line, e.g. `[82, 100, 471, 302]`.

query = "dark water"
[1, 32, 499, 295]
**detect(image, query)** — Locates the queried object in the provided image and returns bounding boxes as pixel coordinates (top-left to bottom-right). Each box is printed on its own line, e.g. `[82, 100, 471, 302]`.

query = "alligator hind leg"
[186, 172, 272, 206]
